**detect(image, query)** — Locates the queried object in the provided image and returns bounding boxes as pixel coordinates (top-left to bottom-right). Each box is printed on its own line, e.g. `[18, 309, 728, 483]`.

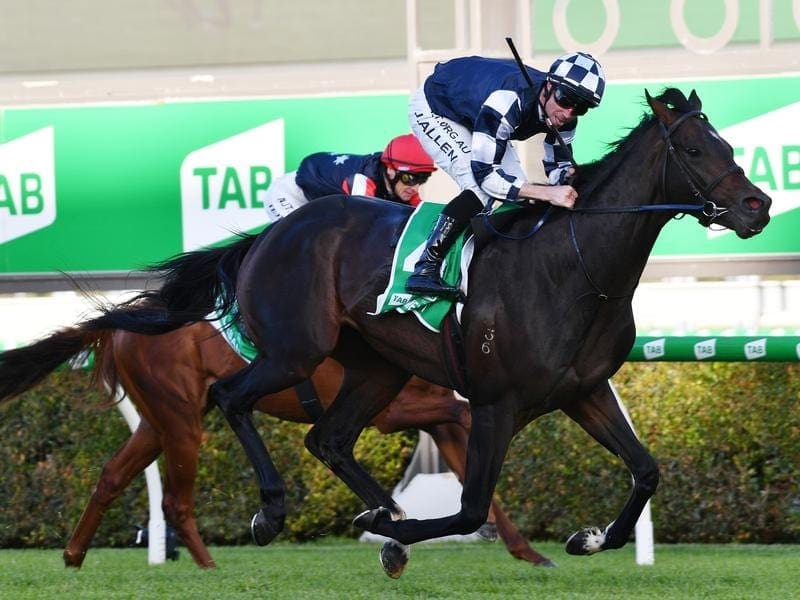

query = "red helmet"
[380, 134, 436, 173]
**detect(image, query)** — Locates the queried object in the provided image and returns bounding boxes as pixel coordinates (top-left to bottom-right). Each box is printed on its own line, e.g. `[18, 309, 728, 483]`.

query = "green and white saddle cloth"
[372, 201, 473, 333]
[210, 305, 258, 362]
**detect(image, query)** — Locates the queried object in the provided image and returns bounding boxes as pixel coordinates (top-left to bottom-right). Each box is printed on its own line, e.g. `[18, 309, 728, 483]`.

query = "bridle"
[482, 106, 748, 301]
[654, 109, 744, 226]
[573, 108, 743, 224]
[573, 108, 747, 300]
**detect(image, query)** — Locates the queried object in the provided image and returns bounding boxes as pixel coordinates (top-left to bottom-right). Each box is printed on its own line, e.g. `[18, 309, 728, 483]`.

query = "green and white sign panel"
[180, 118, 285, 251]
[0, 94, 410, 274]
[630, 336, 800, 362]
[0, 74, 798, 275]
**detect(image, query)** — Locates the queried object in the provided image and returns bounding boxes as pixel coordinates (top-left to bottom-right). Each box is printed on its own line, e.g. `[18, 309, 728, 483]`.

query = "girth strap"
[293, 379, 324, 422]
[440, 307, 471, 398]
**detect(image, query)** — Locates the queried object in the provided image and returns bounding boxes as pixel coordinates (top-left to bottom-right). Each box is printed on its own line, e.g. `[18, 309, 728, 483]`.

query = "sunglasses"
[552, 86, 591, 116]
[396, 171, 431, 186]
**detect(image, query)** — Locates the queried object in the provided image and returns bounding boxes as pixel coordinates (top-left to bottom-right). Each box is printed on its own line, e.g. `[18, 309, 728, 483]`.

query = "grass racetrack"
[1, 539, 797, 599]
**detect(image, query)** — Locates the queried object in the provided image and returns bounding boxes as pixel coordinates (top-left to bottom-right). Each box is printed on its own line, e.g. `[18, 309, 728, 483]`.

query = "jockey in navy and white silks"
[263, 134, 436, 220]
[406, 52, 606, 298]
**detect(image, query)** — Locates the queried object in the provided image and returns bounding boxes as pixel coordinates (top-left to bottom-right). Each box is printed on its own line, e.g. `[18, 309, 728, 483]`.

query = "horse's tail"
[0, 321, 111, 403]
[97, 232, 259, 335]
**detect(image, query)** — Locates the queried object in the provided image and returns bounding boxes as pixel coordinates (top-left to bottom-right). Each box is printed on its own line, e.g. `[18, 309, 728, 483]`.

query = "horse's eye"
[685, 147, 700, 157]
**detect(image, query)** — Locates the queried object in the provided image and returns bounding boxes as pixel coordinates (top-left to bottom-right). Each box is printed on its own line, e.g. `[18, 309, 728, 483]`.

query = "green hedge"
[497, 362, 800, 544]
[1, 363, 798, 548]
[0, 370, 415, 548]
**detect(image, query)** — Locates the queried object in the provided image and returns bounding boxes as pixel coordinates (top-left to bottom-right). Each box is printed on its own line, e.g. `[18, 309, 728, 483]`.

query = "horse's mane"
[574, 88, 692, 200]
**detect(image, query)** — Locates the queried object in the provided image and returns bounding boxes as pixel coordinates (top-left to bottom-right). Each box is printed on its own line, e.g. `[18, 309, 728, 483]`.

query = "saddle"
[374, 201, 551, 397]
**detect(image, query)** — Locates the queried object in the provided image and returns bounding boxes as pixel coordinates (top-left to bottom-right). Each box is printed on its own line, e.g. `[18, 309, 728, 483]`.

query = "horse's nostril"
[744, 197, 764, 211]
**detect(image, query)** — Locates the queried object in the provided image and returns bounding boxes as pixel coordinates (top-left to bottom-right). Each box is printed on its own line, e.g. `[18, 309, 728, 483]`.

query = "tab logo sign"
[713, 101, 800, 238]
[744, 338, 767, 360]
[643, 338, 666, 361]
[693, 338, 716, 360]
[180, 119, 283, 251]
[0, 127, 56, 245]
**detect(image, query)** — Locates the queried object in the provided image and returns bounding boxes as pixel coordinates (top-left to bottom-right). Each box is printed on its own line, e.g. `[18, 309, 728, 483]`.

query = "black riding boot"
[406, 214, 463, 297]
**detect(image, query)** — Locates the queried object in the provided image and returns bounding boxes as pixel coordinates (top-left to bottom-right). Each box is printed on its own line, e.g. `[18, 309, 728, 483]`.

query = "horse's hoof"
[536, 559, 558, 568]
[250, 509, 280, 546]
[474, 522, 498, 542]
[353, 506, 393, 532]
[380, 539, 410, 579]
[565, 526, 605, 556]
[63, 549, 85, 569]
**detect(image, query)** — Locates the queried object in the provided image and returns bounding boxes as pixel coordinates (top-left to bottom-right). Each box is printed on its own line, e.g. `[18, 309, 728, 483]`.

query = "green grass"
[1, 540, 797, 599]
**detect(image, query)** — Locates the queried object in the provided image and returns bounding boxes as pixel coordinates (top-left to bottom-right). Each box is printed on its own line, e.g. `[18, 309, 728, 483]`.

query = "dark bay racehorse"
[78, 89, 771, 570]
[0, 307, 553, 571]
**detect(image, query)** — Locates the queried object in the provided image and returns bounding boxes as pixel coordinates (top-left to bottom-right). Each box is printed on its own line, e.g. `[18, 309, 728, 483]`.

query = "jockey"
[264, 133, 436, 220]
[406, 52, 606, 297]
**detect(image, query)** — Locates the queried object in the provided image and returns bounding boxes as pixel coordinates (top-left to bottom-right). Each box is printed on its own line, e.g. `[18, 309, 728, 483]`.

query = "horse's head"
[646, 88, 771, 239]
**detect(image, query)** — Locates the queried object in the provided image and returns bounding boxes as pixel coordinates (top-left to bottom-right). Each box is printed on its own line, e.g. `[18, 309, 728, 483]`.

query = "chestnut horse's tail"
[95, 232, 259, 335]
[0, 320, 112, 403]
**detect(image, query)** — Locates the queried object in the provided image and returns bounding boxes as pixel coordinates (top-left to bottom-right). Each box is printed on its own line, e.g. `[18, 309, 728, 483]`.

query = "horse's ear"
[646, 89, 675, 125]
[688, 89, 702, 110]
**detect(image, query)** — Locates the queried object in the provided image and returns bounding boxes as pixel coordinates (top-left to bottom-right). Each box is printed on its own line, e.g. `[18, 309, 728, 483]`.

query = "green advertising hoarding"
[0, 94, 410, 273]
[0, 74, 798, 275]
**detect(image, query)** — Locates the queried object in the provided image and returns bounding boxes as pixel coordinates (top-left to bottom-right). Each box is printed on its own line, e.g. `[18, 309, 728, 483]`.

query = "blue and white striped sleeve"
[470, 90, 526, 202]
[542, 122, 577, 184]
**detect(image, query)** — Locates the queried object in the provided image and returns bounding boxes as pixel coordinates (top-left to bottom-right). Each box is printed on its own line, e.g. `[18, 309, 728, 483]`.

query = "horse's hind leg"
[561, 381, 659, 555]
[64, 421, 161, 568]
[304, 357, 412, 578]
[211, 355, 321, 546]
[160, 423, 215, 568]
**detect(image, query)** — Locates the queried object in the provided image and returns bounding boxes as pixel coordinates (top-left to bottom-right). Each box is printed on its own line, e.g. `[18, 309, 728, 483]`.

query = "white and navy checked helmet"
[547, 52, 605, 107]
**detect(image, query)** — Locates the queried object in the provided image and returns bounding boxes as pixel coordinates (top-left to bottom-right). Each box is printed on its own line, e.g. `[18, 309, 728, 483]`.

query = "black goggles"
[396, 171, 431, 186]
[552, 86, 592, 116]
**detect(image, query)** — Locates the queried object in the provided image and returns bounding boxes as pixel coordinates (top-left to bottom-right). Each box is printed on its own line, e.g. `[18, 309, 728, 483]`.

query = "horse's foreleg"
[426, 421, 555, 567]
[561, 381, 659, 556]
[63, 422, 161, 568]
[161, 428, 215, 568]
[355, 399, 516, 546]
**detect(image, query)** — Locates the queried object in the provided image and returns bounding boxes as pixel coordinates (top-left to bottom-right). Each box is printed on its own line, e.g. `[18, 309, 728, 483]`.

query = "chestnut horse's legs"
[63, 420, 161, 568]
[160, 426, 214, 568]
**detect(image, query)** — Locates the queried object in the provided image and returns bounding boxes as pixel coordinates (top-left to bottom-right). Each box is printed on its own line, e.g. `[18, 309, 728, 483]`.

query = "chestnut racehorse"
[0, 311, 553, 569]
